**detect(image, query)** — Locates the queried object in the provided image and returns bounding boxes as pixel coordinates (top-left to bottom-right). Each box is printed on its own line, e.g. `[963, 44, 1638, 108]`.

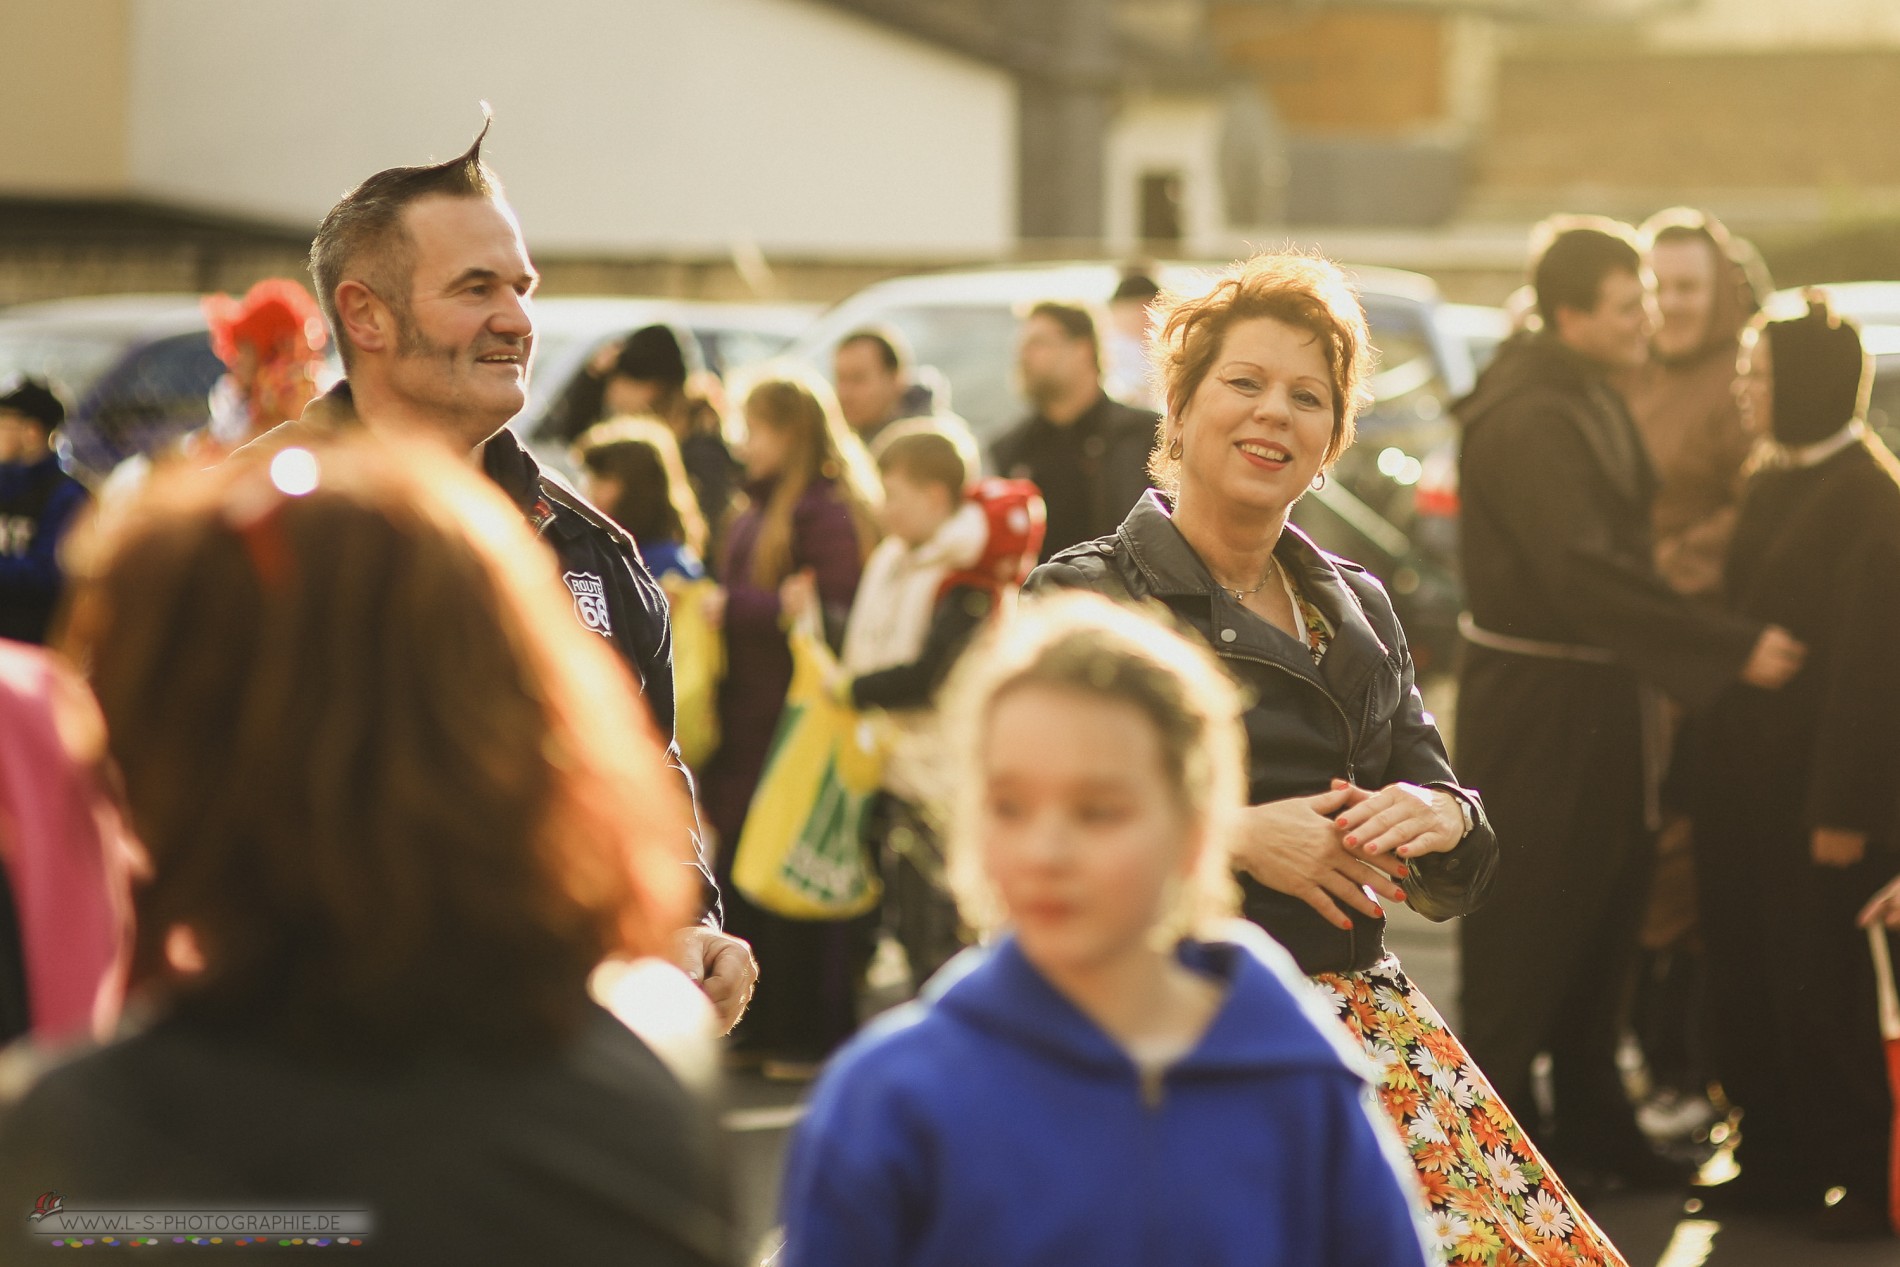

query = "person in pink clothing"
[0, 640, 133, 1047]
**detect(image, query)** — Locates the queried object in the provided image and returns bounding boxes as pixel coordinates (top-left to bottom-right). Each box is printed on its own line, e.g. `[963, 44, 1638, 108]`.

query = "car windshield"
[0, 330, 136, 401]
[63, 331, 226, 477]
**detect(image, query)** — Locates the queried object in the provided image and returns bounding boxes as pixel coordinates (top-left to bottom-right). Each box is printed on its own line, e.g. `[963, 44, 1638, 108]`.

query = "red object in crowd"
[1868, 925, 1900, 1235]
[935, 478, 1047, 605]
[1412, 484, 1462, 519]
[201, 278, 327, 369]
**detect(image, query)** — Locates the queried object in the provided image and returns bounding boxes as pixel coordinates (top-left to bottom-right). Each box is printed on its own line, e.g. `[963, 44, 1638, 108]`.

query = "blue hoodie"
[779, 930, 1432, 1267]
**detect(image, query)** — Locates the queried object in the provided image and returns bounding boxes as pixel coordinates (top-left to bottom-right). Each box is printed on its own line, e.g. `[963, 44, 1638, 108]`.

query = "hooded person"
[1685, 296, 1900, 1239]
[1612, 211, 1766, 1123]
[1615, 209, 1767, 600]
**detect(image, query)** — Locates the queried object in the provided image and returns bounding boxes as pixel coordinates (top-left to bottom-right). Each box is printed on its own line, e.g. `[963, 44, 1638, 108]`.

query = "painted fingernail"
[1344, 835, 1358, 847]
[1396, 865, 1409, 878]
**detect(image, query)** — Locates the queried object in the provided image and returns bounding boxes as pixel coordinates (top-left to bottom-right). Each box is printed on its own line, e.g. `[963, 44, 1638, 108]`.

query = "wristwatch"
[1450, 791, 1476, 839]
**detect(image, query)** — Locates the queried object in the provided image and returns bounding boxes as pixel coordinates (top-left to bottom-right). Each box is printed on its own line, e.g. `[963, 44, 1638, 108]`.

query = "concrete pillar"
[1014, 0, 1116, 247]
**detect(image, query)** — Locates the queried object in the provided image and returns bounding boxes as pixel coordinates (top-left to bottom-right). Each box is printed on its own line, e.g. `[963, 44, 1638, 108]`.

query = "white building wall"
[1104, 96, 1226, 256]
[124, 0, 1016, 257]
[1642, 0, 1900, 50]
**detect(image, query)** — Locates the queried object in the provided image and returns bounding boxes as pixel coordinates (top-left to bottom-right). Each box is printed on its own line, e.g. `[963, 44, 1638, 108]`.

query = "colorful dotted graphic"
[44, 1235, 365, 1248]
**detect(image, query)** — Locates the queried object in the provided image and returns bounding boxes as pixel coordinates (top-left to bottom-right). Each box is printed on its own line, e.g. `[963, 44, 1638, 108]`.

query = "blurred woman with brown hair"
[0, 439, 734, 1265]
[575, 415, 711, 581]
[701, 369, 879, 1076]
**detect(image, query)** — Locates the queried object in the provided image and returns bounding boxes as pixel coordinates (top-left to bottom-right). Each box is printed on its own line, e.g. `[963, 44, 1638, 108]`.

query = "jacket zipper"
[1138, 1064, 1166, 1264]
[1138, 1063, 1166, 1111]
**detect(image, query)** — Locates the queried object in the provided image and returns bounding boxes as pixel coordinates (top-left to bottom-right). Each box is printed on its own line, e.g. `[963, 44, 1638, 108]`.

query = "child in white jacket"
[837, 422, 991, 987]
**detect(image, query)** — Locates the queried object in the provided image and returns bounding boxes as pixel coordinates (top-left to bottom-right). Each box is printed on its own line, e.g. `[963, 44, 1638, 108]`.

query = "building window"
[1138, 170, 1184, 246]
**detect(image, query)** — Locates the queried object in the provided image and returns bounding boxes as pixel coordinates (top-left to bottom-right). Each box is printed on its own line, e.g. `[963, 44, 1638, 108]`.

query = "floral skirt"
[1312, 956, 1627, 1267]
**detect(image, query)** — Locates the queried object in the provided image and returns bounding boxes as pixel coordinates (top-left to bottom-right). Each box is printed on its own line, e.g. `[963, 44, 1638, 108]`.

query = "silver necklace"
[1216, 555, 1279, 602]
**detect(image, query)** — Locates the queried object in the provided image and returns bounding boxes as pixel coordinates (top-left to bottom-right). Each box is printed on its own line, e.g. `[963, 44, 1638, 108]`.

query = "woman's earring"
[1167, 435, 1184, 461]
[1311, 470, 1328, 491]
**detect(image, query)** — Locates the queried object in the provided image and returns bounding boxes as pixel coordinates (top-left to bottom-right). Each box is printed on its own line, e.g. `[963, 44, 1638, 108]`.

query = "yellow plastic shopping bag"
[731, 623, 884, 919]
[660, 575, 725, 771]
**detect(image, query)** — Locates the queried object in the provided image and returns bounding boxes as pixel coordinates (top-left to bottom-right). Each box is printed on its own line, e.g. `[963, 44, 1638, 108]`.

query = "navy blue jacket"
[779, 931, 1431, 1267]
[0, 454, 89, 645]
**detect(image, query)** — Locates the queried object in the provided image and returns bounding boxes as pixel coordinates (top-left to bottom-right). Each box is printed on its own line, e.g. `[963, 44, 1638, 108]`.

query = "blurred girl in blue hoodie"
[778, 594, 1432, 1267]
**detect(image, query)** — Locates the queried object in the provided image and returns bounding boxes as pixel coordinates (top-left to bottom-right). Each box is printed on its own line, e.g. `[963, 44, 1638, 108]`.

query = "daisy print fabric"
[1312, 957, 1626, 1267]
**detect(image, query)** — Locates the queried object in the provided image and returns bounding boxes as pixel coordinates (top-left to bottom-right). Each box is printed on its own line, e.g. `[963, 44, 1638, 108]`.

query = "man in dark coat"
[1454, 219, 1804, 1186]
[1688, 299, 1900, 1237]
[991, 301, 1155, 560]
[278, 120, 756, 1028]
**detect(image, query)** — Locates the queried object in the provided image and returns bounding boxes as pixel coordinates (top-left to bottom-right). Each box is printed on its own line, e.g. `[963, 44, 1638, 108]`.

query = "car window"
[701, 329, 797, 380]
[1463, 333, 1504, 375]
[68, 331, 225, 474]
[0, 330, 132, 402]
[1361, 299, 1440, 409]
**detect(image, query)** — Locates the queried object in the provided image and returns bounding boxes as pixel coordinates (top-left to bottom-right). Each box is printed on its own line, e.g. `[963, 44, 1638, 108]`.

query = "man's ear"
[334, 279, 392, 359]
[1550, 303, 1586, 345]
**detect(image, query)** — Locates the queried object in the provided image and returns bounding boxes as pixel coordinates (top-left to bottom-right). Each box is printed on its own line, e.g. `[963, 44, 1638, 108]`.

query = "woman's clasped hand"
[1228, 779, 1459, 931]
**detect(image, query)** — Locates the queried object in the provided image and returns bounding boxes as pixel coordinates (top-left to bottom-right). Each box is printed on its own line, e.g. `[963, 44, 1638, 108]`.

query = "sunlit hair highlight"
[59, 437, 694, 1057]
[1147, 252, 1372, 495]
[939, 594, 1244, 939]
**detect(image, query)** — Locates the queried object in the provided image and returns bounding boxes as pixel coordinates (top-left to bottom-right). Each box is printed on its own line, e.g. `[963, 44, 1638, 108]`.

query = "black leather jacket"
[1026, 492, 1498, 975]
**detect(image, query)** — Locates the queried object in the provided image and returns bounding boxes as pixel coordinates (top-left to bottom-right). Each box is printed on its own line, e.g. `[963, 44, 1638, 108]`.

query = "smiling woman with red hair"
[1030, 252, 1623, 1265]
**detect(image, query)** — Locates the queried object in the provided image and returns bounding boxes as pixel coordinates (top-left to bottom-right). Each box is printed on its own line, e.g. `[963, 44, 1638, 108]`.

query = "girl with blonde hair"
[778, 593, 1433, 1266]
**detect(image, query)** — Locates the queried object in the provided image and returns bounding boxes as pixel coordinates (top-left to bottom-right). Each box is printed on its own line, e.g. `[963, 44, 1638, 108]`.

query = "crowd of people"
[0, 119, 1897, 1264]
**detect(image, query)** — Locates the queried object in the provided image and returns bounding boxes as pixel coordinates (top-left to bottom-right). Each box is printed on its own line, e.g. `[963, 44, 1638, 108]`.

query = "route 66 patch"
[563, 570, 613, 638]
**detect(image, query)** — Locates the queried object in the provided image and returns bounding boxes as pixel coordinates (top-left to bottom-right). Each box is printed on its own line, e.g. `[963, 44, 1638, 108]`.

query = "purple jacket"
[702, 477, 866, 852]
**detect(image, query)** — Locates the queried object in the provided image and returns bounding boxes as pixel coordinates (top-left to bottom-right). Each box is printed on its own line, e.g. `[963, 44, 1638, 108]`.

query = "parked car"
[0, 295, 231, 482]
[0, 293, 815, 484]
[1437, 302, 1512, 377]
[771, 262, 1485, 673]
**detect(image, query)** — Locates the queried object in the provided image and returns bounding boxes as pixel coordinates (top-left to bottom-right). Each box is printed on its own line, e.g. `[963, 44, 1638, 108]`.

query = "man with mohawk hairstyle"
[255, 114, 757, 1030]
